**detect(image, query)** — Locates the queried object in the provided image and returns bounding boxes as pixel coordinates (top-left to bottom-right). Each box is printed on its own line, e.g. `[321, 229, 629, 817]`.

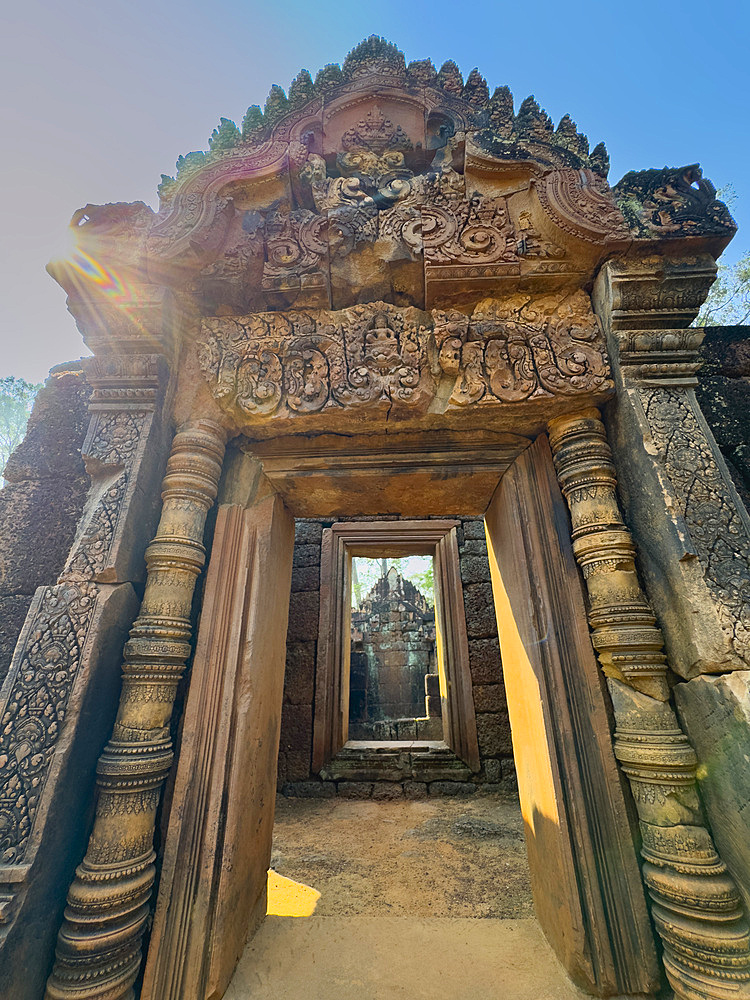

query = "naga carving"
[198, 295, 612, 427]
[615, 165, 736, 239]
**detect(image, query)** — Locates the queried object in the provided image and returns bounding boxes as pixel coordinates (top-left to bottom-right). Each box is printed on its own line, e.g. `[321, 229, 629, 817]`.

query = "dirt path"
[269, 792, 534, 919]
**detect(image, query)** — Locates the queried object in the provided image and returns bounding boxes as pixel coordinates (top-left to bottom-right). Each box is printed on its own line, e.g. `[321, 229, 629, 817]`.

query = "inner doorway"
[349, 555, 442, 742]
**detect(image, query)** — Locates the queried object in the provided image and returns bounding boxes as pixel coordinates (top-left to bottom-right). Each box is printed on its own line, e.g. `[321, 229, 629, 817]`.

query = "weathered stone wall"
[695, 325, 750, 510]
[673, 325, 750, 910]
[278, 516, 514, 797]
[0, 362, 91, 684]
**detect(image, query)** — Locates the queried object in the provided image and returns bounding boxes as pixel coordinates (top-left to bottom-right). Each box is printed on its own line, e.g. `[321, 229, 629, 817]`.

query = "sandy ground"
[224, 794, 591, 1000]
[268, 792, 535, 919]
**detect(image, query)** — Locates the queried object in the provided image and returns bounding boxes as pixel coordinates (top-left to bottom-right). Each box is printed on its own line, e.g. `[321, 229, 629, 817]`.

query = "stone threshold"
[318, 739, 474, 783]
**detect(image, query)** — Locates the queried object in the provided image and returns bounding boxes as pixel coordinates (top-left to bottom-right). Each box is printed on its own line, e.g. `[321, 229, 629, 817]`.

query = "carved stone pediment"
[49, 37, 735, 345]
[197, 293, 612, 434]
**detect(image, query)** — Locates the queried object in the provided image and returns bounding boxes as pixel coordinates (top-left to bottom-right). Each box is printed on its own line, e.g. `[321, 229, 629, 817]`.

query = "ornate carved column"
[549, 408, 750, 1000]
[44, 418, 226, 1000]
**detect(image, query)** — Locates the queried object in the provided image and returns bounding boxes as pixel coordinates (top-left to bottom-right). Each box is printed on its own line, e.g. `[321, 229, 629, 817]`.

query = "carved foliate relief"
[63, 411, 147, 580]
[641, 387, 750, 657]
[198, 294, 611, 424]
[0, 583, 96, 862]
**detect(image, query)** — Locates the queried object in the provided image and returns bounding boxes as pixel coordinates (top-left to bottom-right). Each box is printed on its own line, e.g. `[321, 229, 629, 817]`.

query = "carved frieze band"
[549, 409, 750, 1000]
[44, 419, 226, 1000]
[199, 295, 611, 426]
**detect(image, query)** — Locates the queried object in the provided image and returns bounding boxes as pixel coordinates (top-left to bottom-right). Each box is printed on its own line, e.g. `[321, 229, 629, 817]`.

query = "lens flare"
[67, 247, 136, 305]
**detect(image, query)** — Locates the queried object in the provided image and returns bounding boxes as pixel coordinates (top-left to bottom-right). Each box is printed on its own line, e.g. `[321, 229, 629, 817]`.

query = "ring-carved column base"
[44, 419, 226, 1000]
[549, 409, 750, 1000]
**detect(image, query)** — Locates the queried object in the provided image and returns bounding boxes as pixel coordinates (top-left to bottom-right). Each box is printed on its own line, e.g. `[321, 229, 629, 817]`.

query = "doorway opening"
[312, 520, 480, 780]
[348, 555, 442, 742]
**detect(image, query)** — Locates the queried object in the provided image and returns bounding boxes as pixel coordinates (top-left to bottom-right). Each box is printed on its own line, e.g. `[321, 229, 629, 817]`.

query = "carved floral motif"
[63, 412, 146, 580]
[641, 387, 750, 656]
[0, 583, 96, 863]
[198, 296, 611, 424]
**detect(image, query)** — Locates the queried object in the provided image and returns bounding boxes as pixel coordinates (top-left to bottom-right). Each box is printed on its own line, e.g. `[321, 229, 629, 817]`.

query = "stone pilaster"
[44, 418, 226, 1000]
[549, 408, 750, 1000]
[593, 256, 750, 677]
[0, 352, 168, 1000]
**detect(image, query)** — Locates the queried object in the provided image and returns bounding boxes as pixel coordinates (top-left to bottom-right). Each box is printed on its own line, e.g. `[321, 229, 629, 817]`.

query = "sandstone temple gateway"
[0, 35, 749, 1000]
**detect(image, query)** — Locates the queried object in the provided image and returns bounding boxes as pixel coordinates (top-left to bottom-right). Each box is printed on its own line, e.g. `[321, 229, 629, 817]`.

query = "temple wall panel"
[0, 364, 91, 685]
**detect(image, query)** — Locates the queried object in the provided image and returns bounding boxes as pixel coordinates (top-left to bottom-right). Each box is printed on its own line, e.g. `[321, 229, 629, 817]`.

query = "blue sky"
[2, 0, 748, 381]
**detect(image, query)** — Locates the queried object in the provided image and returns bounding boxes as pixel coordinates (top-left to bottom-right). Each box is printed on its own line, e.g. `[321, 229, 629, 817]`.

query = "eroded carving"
[63, 412, 146, 580]
[198, 295, 611, 426]
[0, 583, 96, 862]
[641, 388, 750, 657]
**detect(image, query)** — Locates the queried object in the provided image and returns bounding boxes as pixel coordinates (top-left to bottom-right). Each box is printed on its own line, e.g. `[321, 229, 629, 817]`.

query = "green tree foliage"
[697, 251, 750, 326]
[0, 377, 41, 478]
[697, 185, 750, 327]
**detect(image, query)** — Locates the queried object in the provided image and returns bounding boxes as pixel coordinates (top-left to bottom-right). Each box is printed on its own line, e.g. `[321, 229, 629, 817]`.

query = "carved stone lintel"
[549, 409, 750, 1000]
[44, 419, 226, 1000]
[198, 294, 612, 433]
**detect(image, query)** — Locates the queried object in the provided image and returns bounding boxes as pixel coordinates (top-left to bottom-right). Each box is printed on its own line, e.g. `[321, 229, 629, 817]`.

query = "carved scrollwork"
[537, 168, 629, 245]
[198, 295, 611, 425]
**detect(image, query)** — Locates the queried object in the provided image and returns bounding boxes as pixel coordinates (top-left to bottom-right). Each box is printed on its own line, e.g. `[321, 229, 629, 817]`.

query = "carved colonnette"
[141, 493, 294, 1000]
[549, 409, 750, 1000]
[484, 435, 660, 996]
[593, 254, 750, 958]
[0, 352, 167, 1000]
[44, 418, 226, 1000]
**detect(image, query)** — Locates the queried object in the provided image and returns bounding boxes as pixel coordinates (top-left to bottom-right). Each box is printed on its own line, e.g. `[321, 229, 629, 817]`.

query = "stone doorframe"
[29, 39, 750, 1000]
[39, 408, 750, 1000]
[312, 519, 479, 773]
